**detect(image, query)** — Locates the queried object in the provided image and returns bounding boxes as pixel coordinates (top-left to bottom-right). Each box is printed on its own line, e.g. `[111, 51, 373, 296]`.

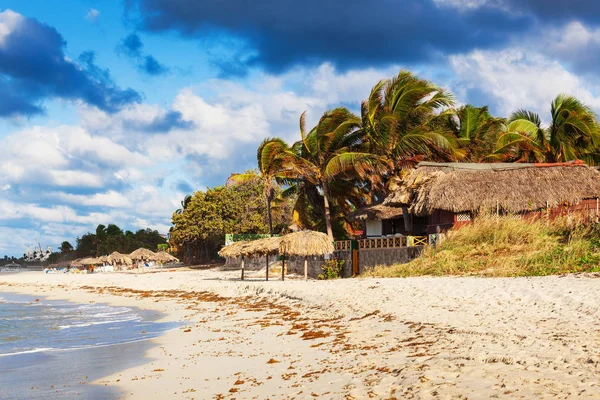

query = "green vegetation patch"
[363, 216, 600, 278]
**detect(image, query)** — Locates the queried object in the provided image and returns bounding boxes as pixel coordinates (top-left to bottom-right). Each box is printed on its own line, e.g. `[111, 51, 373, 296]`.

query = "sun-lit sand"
[2, 269, 600, 399]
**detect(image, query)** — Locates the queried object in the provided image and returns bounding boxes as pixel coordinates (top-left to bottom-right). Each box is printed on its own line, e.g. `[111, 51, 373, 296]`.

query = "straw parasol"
[279, 231, 334, 280]
[241, 236, 282, 281]
[70, 258, 84, 268]
[218, 241, 250, 258]
[98, 255, 111, 264]
[129, 248, 159, 262]
[108, 251, 132, 266]
[155, 251, 179, 263]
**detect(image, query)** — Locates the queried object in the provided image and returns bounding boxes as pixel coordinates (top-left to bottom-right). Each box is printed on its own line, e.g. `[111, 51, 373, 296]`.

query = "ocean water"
[0, 292, 179, 399]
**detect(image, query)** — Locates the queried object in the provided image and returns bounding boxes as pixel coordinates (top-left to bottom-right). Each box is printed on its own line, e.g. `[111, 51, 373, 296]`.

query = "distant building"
[24, 245, 53, 262]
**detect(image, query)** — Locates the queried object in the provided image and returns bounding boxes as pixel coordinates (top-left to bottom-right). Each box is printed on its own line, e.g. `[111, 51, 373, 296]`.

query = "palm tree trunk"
[322, 181, 334, 241]
[266, 195, 274, 236]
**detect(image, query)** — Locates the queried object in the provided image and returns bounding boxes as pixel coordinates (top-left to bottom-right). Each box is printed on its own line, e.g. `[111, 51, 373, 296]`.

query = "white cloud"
[85, 9, 100, 22]
[449, 49, 600, 118]
[0, 9, 24, 47]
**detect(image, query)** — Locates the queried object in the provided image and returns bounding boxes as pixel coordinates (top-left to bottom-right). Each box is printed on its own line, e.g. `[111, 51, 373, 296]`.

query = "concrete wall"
[358, 246, 423, 273]
[224, 254, 277, 271]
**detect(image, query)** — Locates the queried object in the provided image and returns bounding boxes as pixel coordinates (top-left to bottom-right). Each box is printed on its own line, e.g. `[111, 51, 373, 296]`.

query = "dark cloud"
[0, 11, 141, 118]
[124, 111, 194, 133]
[118, 33, 144, 58]
[141, 55, 168, 76]
[126, 0, 529, 74]
[176, 180, 193, 194]
[117, 32, 169, 76]
[498, 0, 600, 24]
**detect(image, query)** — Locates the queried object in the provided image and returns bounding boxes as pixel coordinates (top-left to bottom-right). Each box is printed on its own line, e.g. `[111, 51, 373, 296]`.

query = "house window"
[456, 212, 471, 222]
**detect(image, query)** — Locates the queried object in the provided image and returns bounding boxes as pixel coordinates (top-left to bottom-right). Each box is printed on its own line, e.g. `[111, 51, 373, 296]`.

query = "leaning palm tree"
[288, 108, 389, 241]
[227, 138, 294, 236]
[491, 94, 600, 163]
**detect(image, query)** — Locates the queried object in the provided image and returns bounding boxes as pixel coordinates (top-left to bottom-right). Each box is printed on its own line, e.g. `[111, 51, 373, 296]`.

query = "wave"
[0, 337, 157, 357]
[58, 316, 142, 329]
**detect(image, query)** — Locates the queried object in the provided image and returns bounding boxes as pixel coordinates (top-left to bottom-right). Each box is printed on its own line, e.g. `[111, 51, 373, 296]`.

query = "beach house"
[353, 161, 600, 239]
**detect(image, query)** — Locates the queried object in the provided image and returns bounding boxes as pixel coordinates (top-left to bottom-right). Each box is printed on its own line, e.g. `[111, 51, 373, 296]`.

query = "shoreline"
[2, 270, 600, 398]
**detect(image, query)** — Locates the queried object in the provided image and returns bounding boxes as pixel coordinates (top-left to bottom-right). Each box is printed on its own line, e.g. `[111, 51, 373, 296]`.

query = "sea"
[0, 290, 179, 399]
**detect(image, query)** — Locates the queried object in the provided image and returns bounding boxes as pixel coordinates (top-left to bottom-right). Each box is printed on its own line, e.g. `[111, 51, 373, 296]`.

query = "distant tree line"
[44, 224, 167, 265]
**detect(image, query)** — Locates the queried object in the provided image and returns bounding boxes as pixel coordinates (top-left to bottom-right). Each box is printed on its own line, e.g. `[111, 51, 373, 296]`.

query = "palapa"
[279, 230, 334, 257]
[108, 251, 132, 265]
[129, 248, 159, 262]
[240, 236, 282, 257]
[70, 258, 84, 267]
[218, 241, 251, 258]
[155, 251, 179, 263]
[385, 161, 600, 216]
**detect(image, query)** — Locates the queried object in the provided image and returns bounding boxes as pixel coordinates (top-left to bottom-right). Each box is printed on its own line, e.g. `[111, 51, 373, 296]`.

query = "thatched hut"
[349, 202, 404, 238]
[279, 231, 334, 280]
[382, 161, 600, 236]
[70, 259, 84, 268]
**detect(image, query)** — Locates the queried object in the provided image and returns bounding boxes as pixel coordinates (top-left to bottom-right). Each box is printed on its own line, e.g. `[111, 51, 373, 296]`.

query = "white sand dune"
[2, 270, 600, 398]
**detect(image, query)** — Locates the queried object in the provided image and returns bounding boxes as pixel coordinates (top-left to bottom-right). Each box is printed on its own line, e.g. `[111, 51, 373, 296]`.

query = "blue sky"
[2, 0, 600, 256]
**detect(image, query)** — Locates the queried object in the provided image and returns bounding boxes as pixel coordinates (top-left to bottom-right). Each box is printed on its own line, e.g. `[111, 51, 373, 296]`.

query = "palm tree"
[175, 194, 192, 215]
[226, 138, 294, 236]
[445, 105, 505, 161]
[360, 70, 457, 181]
[288, 108, 388, 241]
[491, 94, 600, 163]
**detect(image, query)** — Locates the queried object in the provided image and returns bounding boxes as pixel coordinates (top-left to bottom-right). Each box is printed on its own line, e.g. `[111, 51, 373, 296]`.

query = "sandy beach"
[2, 269, 600, 399]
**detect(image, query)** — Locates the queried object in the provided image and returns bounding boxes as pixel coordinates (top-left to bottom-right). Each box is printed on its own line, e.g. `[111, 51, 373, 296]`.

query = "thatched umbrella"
[70, 258, 84, 268]
[240, 236, 282, 281]
[218, 241, 250, 259]
[98, 255, 111, 264]
[155, 251, 179, 264]
[129, 248, 159, 262]
[108, 251, 132, 266]
[279, 231, 334, 280]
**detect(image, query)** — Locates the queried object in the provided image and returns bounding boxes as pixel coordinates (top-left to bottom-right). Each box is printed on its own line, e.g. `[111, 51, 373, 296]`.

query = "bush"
[318, 259, 345, 280]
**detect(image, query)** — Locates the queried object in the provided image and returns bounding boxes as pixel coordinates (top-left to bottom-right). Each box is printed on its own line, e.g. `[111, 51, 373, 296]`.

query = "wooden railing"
[359, 236, 406, 249]
[358, 235, 429, 249]
[334, 240, 352, 251]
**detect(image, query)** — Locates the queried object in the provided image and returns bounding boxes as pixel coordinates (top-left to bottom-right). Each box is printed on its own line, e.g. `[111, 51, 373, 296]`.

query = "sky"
[2, 0, 600, 257]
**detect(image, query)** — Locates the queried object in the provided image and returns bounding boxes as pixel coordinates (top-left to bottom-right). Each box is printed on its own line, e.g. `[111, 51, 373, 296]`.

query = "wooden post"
[265, 254, 269, 281]
[304, 258, 308, 281]
[241, 257, 245, 281]
[281, 253, 285, 281]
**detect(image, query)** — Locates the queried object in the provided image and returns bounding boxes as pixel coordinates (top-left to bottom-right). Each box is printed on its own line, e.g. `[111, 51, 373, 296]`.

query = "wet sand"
[2, 269, 600, 399]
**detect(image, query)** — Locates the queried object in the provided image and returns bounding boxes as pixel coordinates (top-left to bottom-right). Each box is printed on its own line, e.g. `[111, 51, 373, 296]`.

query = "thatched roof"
[129, 248, 158, 261]
[241, 236, 282, 257]
[80, 257, 100, 265]
[108, 251, 132, 265]
[218, 241, 251, 258]
[279, 231, 334, 257]
[98, 255, 111, 264]
[349, 203, 403, 221]
[155, 251, 179, 263]
[70, 258, 84, 267]
[385, 161, 600, 215]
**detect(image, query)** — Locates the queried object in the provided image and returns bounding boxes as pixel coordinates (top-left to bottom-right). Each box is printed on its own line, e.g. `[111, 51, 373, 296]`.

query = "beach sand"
[2, 269, 600, 399]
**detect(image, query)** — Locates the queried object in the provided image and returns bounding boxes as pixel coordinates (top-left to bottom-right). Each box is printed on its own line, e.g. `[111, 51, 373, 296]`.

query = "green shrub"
[318, 259, 345, 280]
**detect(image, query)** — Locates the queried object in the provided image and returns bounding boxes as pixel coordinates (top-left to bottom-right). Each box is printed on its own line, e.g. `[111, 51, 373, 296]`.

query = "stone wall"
[358, 246, 423, 273]
[285, 249, 353, 279]
[224, 254, 277, 271]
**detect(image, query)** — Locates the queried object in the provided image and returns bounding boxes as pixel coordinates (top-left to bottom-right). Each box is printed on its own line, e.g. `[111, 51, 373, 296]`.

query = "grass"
[363, 216, 600, 278]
